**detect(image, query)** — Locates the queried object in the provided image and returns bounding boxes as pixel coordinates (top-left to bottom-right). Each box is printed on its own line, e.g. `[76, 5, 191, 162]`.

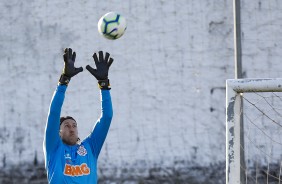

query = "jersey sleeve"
[43, 84, 67, 161]
[86, 89, 113, 158]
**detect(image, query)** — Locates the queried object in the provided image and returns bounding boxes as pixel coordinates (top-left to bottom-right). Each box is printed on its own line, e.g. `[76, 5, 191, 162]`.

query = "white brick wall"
[0, 0, 281, 167]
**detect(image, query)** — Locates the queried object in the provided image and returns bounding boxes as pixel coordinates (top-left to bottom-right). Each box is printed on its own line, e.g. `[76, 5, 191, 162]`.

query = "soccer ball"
[98, 12, 127, 40]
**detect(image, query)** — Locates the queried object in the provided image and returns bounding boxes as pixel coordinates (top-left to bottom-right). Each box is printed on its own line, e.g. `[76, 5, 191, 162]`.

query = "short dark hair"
[60, 116, 76, 125]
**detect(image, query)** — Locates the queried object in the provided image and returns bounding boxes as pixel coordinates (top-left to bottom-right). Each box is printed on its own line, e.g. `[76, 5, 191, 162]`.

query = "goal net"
[226, 78, 282, 184]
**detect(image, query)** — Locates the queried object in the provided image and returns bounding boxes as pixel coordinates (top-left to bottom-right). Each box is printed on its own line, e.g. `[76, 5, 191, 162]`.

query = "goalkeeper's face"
[59, 119, 78, 145]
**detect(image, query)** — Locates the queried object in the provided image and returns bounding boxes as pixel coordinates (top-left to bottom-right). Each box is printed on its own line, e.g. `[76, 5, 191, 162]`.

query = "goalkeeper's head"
[59, 116, 79, 145]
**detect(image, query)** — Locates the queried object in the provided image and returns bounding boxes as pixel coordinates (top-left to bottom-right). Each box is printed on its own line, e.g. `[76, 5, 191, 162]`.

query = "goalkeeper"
[43, 48, 113, 184]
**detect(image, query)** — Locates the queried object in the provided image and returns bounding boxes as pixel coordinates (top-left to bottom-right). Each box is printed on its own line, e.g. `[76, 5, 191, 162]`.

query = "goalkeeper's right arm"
[43, 48, 83, 161]
[43, 84, 66, 160]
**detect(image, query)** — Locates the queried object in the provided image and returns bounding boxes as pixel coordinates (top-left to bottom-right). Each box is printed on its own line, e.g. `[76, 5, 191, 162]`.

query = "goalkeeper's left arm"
[85, 51, 114, 157]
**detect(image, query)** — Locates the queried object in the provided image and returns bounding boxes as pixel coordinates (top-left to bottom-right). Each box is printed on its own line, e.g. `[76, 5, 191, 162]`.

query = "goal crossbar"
[226, 78, 282, 184]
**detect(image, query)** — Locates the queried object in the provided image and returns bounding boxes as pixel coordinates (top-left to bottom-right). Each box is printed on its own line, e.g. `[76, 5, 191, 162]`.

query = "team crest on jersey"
[77, 145, 87, 156]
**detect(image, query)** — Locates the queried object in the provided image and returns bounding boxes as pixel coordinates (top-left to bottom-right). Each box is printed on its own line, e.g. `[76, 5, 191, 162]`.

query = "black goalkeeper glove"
[59, 48, 83, 85]
[86, 51, 114, 90]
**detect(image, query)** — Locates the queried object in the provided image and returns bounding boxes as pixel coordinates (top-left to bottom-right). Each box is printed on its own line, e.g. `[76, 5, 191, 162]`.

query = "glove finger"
[86, 65, 96, 75]
[98, 51, 103, 62]
[92, 52, 98, 62]
[63, 53, 67, 63]
[107, 58, 114, 68]
[63, 48, 68, 62]
[68, 48, 72, 60]
[74, 67, 83, 75]
[92, 52, 100, 67]
[86, 65, 99, 79]
[104, 52, 110, 62]
[72, 51, 76, 61]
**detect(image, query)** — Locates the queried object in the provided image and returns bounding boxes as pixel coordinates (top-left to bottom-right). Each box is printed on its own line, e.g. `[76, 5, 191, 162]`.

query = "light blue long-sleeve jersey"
[43, 84, 113, 184]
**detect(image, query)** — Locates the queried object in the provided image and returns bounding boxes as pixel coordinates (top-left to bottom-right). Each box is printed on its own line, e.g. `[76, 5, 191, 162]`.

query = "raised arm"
[43, 48, 83, 160]
[86, 51, 114, 157]
[88, 90, 113, 157]
[44, 84, 67, 157]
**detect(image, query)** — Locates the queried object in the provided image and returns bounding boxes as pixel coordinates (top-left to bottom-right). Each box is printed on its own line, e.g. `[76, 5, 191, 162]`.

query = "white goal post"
[226, 78, 282, 184]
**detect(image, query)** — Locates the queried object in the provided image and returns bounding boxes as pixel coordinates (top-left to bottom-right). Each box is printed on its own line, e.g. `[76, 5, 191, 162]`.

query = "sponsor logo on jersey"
[64, 163, 90, 176]
[64, 153, 72, 164]
[77, 145, 87, 156]
[65, 153, 71, 159]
